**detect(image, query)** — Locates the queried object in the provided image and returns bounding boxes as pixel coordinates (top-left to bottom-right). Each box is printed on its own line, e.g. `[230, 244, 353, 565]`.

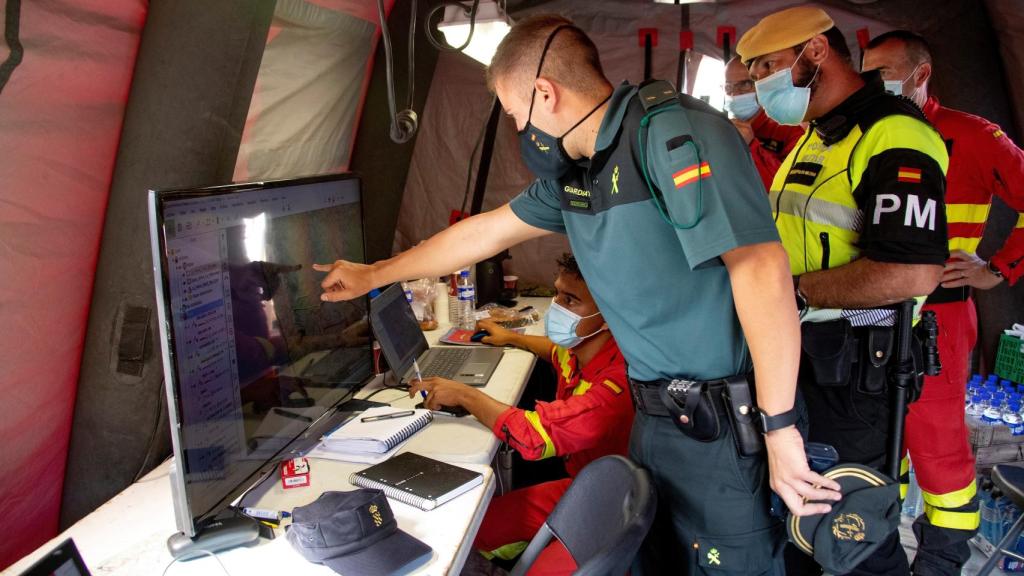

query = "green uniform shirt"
[510, 82, 780, 381]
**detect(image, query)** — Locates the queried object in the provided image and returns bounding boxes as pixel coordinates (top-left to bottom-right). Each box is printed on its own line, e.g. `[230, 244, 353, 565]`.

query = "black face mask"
[517, 26, 610, 181]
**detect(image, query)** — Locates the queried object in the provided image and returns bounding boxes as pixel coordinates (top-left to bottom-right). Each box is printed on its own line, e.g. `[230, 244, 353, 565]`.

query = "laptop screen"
[370, 283, 429, 380]
[151, 173, 372, 534]
[17, 539, 90, 576]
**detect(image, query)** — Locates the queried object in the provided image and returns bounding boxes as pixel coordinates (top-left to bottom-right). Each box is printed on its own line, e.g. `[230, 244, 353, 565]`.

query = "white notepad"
[321, 407, 433, 454]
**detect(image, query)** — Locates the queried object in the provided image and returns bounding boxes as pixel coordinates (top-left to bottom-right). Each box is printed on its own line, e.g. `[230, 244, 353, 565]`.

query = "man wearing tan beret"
[738, 6, 950, 576]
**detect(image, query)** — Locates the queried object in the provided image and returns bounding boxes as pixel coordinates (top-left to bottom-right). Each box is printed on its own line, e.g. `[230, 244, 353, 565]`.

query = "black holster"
[657, 374, 764, 458]
[800, 318, 926, 403]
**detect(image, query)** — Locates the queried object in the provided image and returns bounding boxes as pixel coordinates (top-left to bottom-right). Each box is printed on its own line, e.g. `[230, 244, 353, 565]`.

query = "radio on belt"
[281, 457, 310, 489]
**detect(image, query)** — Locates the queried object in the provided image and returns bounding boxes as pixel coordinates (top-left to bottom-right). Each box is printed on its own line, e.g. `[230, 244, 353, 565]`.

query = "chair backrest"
[512, 455, 657, 576]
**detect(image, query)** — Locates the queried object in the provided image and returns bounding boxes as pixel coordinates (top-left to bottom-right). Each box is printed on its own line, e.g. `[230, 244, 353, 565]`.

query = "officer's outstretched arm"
[722, 241, 842, 516]
[317, 204, 552, 302]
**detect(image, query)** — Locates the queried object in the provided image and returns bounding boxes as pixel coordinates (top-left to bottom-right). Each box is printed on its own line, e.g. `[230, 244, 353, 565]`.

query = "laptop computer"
[370, 283, 503, 386]
[18, 538, 91, 576]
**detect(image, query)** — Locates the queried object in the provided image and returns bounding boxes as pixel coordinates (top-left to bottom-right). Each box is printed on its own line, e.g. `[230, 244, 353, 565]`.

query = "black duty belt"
[629, 378, 730, 418]
[927, 285, 970, 304]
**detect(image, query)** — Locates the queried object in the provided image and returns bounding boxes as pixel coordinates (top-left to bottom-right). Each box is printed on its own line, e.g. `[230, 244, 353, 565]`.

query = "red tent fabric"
[0, 0, 146, 569]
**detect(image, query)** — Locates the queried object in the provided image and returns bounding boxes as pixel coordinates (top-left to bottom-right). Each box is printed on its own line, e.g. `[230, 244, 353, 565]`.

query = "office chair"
[977, 464, 1024, 575]
[510, 455, 656, 576]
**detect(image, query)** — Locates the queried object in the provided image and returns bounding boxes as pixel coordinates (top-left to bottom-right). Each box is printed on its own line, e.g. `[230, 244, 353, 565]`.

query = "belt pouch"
[800, 319, 855, 386]
[659, 380, 721, 441]
[722, 376, 764, 458]
[858, 326, 893, 395]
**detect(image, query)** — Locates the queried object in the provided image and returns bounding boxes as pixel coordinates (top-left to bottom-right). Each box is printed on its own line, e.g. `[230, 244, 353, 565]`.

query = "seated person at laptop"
[408, 253, 632, 572]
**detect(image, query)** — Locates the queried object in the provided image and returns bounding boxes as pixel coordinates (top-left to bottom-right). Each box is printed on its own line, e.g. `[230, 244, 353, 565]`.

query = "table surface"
[4, 297, 549, 576]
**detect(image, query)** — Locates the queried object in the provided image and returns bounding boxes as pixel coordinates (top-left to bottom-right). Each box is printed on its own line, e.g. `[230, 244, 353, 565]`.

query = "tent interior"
[2, 0, 1023, 570]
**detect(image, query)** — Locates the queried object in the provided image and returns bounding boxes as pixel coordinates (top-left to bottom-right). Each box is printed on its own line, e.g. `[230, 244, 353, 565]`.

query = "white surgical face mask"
[724, 92, 760, 121]
[754, 44, 819, 126]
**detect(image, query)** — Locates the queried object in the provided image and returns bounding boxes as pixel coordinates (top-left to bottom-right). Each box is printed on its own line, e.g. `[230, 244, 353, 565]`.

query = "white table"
[4, 297, 548, 576]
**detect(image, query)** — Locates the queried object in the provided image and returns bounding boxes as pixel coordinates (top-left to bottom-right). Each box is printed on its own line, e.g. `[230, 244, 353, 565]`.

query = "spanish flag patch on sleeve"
[673, 161, 712, 189]
[897, 166, 922, 183]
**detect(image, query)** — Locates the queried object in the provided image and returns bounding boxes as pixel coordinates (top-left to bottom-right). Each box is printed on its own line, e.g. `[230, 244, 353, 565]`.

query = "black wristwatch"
[987, 260, 1004, 279]
[757, 407, 799, 434]
[794, 275, 808, 312]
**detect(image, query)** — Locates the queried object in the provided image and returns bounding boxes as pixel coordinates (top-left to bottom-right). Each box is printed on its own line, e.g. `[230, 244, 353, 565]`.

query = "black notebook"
[349, 452, 483, 511]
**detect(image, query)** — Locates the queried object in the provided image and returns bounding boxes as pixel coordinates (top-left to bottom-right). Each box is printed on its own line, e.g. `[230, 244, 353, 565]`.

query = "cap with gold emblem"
[787, 463, 900, 574]
[286, 489, 432, 575]
[736, 6, 835, 64]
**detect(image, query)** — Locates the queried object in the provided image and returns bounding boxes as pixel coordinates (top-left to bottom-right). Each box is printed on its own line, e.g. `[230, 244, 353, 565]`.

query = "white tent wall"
[233, 0, 379, 181]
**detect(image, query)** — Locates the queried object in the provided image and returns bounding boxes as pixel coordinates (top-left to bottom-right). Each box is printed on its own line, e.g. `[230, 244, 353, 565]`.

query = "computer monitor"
[149, 173, 372, 542]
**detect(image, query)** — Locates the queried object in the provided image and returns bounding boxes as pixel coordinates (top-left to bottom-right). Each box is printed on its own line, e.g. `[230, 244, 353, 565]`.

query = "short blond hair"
[486, 14, 608, 101]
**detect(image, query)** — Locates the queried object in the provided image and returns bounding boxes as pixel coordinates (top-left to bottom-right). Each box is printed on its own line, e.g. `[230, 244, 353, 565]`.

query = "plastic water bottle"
[967, 393, 986, 423]
[456, 270, 476, 330]
[1004, 401, 1024, 436]
[983, 397, 1004, 427]
[903, 461, 923, 518]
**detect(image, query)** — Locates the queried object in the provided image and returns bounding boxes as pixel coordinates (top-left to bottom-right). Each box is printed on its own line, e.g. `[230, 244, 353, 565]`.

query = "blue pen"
[413, 358, 427, 399]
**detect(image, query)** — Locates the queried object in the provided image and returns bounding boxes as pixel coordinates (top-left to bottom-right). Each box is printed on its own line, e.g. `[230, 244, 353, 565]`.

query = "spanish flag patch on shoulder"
[673, 161, 711, 189]
[897, 166, 921, 183]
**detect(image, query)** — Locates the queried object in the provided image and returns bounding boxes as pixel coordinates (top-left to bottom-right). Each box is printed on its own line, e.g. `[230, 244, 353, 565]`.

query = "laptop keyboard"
[420, 348, 473, 379]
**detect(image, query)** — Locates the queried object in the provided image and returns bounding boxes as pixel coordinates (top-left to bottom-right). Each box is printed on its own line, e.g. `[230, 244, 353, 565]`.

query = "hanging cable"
[377, 0, 419, 143]
[424, 0, 482, 53]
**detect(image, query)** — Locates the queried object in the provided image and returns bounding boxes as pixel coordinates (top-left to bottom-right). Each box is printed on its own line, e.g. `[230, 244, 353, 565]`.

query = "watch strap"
[758, 407, 799, 434]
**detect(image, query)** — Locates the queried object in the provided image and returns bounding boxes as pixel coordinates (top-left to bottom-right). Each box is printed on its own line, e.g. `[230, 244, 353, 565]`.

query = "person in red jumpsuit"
[723, 56, 805, 192]
[864, 30, 1024, 576]
[409, 253, 632, 575]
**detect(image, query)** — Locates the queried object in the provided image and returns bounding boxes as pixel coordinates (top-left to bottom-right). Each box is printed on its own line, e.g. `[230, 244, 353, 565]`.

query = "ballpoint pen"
[413, 358, 427, 399]
[360, 410, 416, 423]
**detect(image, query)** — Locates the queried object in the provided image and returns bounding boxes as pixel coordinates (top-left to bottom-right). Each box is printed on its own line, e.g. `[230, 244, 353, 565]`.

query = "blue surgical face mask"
[754, 44, 819, 126]
[517, 25, 610, 181]
[723, 92, 760, 121]
[545, 298, 604, 349]
[883, 64, 922, 98]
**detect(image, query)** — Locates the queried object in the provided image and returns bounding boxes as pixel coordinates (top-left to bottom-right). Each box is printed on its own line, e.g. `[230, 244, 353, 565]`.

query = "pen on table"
[271, 407, 313, 422]
[361, 410, 416, 423]
[413, 358, 427, 399]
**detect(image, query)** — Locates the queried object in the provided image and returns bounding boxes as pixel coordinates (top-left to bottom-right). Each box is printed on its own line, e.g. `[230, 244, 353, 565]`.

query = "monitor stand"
[166, 514, 261, 559]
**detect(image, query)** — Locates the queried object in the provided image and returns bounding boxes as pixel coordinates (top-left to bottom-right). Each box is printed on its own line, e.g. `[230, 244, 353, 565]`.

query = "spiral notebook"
[350, 452, 483, 511]
[321, 407, 433, 454]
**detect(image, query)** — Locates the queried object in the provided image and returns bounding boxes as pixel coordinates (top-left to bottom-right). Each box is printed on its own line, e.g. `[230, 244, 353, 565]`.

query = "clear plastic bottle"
[456, 269, 476, 330]
[902, 461, 923, 518]
[1004, 401, 1024, 436]
[966, 393, 986, 424]
[447, 273, 460, 328]
[983, 393, 1004, 427]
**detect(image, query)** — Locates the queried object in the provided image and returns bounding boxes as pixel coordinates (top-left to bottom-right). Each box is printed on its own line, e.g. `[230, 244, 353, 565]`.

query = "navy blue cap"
[787, 463, 900, 575]
[286, 489, 432, 575]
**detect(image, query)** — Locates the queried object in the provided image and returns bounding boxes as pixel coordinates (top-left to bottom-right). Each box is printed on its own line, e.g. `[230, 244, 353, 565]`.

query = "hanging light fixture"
[436, 0, 512, 65]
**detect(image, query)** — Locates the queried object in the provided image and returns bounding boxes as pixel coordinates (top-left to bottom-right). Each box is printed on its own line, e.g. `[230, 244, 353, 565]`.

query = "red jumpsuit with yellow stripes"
[904, 96, 1024, 543]
[473, 338, 632, 572]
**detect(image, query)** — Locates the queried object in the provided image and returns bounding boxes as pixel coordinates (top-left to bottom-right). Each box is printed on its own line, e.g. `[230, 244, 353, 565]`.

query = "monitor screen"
[150, 173, 372, 536]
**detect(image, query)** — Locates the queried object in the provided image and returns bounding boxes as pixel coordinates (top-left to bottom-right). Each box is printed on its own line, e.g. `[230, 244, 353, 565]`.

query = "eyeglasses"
[723, 79, 755, 96]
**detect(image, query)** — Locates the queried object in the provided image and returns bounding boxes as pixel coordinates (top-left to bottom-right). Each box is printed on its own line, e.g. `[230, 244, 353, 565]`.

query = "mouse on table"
[470, 329, 490, 343]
